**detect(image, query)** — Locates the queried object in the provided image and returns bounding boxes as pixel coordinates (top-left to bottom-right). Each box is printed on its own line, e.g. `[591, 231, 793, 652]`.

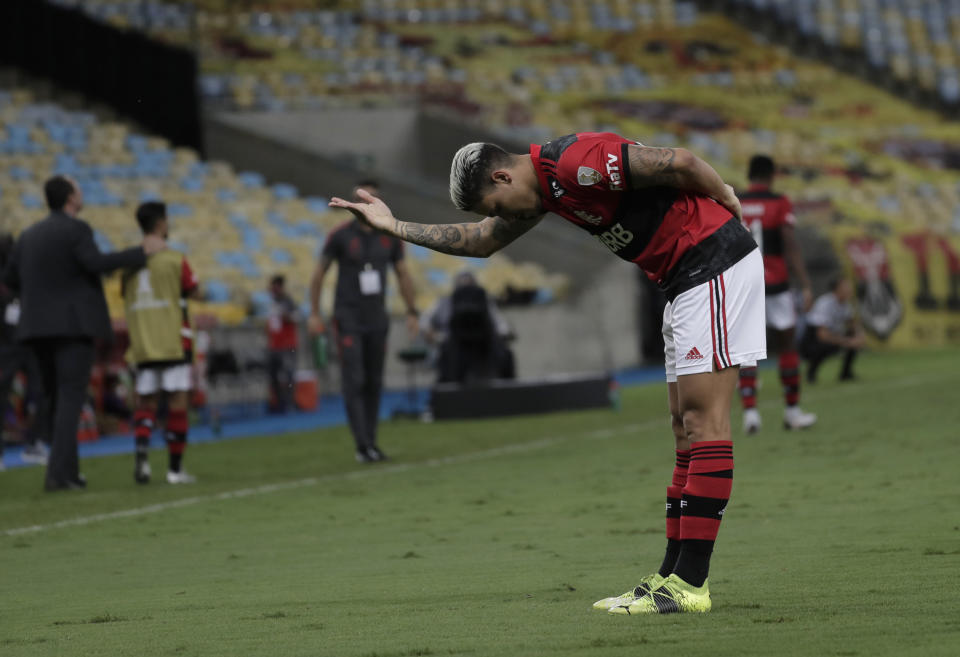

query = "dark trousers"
[267, 349, 296, 413]
[0, 340, 47, 444]
[338, 328, 387, 451]
[799, 330, 857, 382]
[437, 337, 515, 384]
[30, 337, 95, 485]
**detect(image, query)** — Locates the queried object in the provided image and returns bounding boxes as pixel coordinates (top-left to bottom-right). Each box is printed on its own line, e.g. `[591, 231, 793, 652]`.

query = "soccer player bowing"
[330, 133, 766, 614]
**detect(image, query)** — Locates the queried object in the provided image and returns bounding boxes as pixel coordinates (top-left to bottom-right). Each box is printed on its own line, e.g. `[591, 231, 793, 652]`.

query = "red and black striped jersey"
[738, 183, 794, 294]
[530, 132, 756, 300]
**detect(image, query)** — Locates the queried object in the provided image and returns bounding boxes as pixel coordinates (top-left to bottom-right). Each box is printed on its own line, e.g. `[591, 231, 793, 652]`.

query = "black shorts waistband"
[660, 218, 758, 303]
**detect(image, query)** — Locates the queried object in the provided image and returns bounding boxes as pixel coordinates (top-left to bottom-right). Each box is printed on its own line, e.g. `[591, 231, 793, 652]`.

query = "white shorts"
[136, 363, 192, 396]
[663, 248, 767, 382]
[766, 289, 797, 331]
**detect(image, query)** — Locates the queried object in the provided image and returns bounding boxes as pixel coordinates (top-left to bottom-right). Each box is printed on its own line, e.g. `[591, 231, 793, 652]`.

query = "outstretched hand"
[329, 188, 397, 234]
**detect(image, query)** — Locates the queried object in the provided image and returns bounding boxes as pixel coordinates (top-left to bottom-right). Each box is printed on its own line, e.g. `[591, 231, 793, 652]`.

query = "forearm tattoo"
[398, 215, 538, 257]
[628, 146, 680, 188]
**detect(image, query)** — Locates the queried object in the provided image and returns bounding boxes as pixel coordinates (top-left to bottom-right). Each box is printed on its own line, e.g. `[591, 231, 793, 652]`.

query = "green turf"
[2, 349, 959, 657]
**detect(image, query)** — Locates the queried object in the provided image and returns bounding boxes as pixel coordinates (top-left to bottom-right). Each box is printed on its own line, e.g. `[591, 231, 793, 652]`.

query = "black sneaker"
[367, 446, 388, 462]
[45, 474, 87, 492]
[355, 449, 376, 464]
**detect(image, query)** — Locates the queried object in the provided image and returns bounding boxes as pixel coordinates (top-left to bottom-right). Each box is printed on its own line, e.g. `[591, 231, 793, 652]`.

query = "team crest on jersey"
[573, 209, 603, 225]
[548, 178, 566, 198]
[577, 166, 602, 186]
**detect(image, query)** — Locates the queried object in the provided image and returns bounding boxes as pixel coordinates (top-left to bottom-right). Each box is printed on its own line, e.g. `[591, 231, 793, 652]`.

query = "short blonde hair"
[449, 142, 510, 211]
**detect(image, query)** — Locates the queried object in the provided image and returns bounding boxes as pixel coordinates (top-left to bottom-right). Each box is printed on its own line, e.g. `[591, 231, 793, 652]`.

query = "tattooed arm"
[329, 190, 542, 258]
[626, 145, 742, 221]
[396, 215, 542, 257]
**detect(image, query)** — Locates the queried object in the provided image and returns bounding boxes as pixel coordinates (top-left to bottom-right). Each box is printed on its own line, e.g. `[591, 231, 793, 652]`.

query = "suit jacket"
[2, 211, 146, 341]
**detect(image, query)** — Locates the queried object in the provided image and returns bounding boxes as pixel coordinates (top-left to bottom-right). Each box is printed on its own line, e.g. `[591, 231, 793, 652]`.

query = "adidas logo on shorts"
[684, 347, 705, 361]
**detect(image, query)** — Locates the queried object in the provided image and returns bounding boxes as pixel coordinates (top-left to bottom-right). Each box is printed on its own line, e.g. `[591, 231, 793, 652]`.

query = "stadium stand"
[0, 87, 568, 325]
[8, 1, 960, 342]
[724, 0, 960, 105]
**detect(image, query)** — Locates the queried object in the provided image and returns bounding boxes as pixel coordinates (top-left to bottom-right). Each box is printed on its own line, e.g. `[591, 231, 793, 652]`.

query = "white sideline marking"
[4, 368, 946, 538]
[1, 420, 659, 538]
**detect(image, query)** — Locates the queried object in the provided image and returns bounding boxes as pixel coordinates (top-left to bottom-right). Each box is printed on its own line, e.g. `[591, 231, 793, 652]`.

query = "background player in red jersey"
[330, 133, 765, 614]
[737, 155, 817, 433]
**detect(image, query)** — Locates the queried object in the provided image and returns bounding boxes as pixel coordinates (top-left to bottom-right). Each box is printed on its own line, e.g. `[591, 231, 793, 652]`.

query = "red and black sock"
[673, 440, 733, 587]
[739, 366, 758, 409]
[779, 351, 801, 407]
[165, 409, 189, 473]
[133, 409, 155, 462]
[659, 449, 690, 577]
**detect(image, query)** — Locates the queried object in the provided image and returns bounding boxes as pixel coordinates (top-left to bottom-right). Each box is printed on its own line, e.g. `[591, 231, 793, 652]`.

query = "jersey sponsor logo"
[595, 222, 634, 252]
[577, 166, 602, 186]
[130, 269, 172, 311]
[606, 152, 623, 190]
[741, 202, 766, 217]
[684, 347, 705, 360]
[548, 177, 566, 198]
[573, 209, 604, 225]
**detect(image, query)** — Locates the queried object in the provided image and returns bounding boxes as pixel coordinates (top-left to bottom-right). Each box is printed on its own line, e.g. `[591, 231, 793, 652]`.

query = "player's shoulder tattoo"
[627, 145, 679, 188]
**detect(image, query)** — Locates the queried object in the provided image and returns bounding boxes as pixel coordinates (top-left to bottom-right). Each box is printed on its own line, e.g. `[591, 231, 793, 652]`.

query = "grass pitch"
[2, 349, 959, 657]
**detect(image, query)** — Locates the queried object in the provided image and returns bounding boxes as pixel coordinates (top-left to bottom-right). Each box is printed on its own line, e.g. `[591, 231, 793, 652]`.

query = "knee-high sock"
[659, 449, 690, 577]
[673, 440, 733, 587]
[165, 409, 189, 472]
[780, 351, 800, 407]
[133, 409, 156, 459]
[739, 366, 758, 410]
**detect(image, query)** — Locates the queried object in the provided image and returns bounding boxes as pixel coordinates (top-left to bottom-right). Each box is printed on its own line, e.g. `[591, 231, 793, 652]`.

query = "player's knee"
[670, 412, 685, 440]
[681, 409, 702, 437]
[681, 408, 711, 441]
[682, 407, 730, 443]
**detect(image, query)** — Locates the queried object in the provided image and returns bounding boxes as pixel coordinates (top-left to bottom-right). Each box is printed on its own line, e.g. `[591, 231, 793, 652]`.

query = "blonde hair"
[449, 142, 510, 211]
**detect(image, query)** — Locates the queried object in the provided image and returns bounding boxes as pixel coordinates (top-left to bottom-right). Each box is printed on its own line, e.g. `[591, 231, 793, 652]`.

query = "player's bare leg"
[674, 367, 737, 588]
[677, 367, 738, 444]
[611, 370, 734, 615]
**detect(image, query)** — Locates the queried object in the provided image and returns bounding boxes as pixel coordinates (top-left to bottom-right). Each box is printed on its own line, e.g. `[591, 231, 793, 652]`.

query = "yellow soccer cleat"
[608, 574, 711, 615]
[592, 573, 665, 611]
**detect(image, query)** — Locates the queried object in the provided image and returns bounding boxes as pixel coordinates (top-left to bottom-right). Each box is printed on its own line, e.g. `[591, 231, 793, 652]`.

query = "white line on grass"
[1, 420, 660, 537]
[4, 368, 945, 538]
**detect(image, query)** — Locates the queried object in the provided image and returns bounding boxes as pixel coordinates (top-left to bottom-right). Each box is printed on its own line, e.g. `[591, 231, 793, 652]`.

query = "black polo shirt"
[321, 220, 404, 333]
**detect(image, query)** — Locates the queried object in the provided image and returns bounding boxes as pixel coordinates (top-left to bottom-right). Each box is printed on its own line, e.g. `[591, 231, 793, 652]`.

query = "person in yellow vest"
[122, 202, 201, 484]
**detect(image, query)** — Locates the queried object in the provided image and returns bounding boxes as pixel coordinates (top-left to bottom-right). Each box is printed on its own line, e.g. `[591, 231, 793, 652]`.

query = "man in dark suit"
[2, 176, 164, 491]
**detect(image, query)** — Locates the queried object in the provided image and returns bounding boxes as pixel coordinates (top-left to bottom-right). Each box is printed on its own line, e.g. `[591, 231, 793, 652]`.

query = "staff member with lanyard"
[309, 181, 419, 463]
